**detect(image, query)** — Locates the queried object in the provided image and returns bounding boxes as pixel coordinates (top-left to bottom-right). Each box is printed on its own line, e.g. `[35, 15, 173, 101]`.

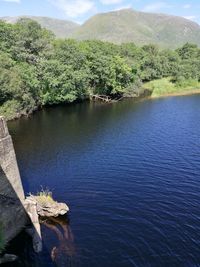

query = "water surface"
[8, 96, 200, 267]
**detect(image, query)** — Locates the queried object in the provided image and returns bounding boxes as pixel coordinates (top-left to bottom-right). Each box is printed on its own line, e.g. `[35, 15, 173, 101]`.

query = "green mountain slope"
[71, 9, 200, 48]
[1, 9, 200, 48]
[1, 16, 79, 38]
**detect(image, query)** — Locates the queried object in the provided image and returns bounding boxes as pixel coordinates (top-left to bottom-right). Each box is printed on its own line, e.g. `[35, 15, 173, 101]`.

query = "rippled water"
[8, 95, 200, 267]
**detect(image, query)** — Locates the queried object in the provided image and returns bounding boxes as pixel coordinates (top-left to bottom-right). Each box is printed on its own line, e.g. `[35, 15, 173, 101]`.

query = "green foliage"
[0, 100, 22, 120]
[13, 18, 54, 63]
[87, 54, 133, 95]
[2, 11, 200, 49]
[145, 78, 200, 98]
[0, 19, 200, 120]
[2, 16, 79, 39]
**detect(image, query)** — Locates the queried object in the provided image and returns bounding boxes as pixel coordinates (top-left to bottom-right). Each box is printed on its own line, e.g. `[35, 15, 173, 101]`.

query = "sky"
[0, 0, 200, 25]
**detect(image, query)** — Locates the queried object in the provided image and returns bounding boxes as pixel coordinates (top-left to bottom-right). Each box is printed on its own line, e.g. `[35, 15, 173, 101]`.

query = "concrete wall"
[0, 116, 25, 200]
[0, 116, 27, 244]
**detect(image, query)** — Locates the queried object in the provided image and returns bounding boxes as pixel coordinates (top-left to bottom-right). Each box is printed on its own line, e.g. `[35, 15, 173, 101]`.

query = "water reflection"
[41, 216, 78, 267]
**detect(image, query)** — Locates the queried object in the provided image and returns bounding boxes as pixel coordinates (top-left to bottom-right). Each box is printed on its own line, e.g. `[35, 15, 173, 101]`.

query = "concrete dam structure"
[0, 116, 27, 246]
[0, 116, 68, 263]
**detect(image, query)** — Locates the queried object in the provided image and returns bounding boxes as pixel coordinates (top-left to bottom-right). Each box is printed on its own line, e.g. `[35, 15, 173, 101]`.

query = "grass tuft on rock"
[35, 189, 56, 206]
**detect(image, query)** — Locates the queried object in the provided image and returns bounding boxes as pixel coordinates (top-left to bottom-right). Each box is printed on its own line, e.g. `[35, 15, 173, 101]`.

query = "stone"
[25, 195, 69, 217]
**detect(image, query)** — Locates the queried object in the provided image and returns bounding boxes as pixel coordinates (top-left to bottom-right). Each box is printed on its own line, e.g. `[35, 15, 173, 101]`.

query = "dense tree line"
[0, 19, 200, 119]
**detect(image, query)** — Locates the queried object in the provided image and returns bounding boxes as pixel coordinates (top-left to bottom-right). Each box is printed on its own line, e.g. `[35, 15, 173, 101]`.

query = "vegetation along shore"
[0, 18, 200, 120]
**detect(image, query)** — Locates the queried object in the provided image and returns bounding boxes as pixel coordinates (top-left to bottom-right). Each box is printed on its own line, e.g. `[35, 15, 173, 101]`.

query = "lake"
[8, 95, 200, 267]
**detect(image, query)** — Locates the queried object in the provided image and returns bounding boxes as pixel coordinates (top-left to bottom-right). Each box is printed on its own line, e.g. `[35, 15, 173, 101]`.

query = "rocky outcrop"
[23, 194, 69, 254]
[25, 195, 69, 217]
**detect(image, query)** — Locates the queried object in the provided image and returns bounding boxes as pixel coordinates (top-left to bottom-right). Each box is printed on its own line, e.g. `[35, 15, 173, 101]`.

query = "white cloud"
[183, 4, 191, 9]
[114, 4, 132, 11]
[184, 15, 196, 21]
[100, 0, 124, 5]
[143, 2, 172, 12]
[1, 0, 20, 3]
[48, 0, 95, 18]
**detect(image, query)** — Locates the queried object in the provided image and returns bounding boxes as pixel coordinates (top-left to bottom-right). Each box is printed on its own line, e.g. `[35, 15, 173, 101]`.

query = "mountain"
[71, 9, 200, 48]
[1, 9, 200, 48]
[1, 16, 79, 38]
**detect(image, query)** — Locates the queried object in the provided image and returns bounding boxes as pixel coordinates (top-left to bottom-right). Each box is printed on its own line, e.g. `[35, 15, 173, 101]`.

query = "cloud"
[143, 2, 172, 12]
[183, 15, 196, 21]
[183, 4, 191, 9]
[100, 0, 124, 5]
[48, 0, 95, 18]
[114, 4, 132, 11]
[1, 0, 20, 3]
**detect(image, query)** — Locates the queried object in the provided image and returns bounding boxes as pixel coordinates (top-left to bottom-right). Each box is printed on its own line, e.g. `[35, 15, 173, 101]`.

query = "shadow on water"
[2, 215, 78, 267]
[8, 100, 142, 155]
[41, 216, 78, 267]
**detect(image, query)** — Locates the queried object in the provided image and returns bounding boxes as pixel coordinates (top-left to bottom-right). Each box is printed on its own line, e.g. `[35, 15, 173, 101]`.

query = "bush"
[0, 100, 22, 120]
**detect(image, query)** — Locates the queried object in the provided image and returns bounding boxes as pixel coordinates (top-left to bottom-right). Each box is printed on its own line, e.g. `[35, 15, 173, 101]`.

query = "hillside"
[1, 16, 79, 38]
[1, 9, 200, 48]
[71, 9, 200, 48]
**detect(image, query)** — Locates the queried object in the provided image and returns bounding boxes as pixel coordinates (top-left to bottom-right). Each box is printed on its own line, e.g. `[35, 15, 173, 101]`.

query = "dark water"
[8, 95, 200, 267]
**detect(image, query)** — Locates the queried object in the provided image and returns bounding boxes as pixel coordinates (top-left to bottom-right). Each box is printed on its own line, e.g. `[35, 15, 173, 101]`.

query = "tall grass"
[145, 78, 200, 98]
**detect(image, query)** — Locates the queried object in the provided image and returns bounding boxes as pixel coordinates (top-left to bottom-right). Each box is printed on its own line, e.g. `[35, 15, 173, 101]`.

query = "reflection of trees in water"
[41, 216, 79, 267]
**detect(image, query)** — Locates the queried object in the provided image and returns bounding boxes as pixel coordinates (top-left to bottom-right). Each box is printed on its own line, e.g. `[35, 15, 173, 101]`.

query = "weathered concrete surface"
[0, 167, 28, 245]
[24, 197, 42, 253]
[0, 116, 42, 257]
[0, 116, 27, 247]
[0, 116, 24, 200]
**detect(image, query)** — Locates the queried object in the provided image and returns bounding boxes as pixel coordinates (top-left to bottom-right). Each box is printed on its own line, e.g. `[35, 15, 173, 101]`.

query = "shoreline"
[5, 88, 200, 122]
[150, 88, 200, 99]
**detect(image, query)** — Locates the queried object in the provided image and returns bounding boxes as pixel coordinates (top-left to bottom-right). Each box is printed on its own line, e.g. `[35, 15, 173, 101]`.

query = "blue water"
[8, 95, 200, 267]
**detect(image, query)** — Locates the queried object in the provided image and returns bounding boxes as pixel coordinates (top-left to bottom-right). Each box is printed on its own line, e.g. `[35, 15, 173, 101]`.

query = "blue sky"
[0, 0, 199, 24]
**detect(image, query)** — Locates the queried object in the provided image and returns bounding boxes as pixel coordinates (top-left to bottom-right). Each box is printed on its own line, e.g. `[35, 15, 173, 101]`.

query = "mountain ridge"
[71, 9, 200, 48]
[1, 15, 79, 38]
[1, 9, 200, 48]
